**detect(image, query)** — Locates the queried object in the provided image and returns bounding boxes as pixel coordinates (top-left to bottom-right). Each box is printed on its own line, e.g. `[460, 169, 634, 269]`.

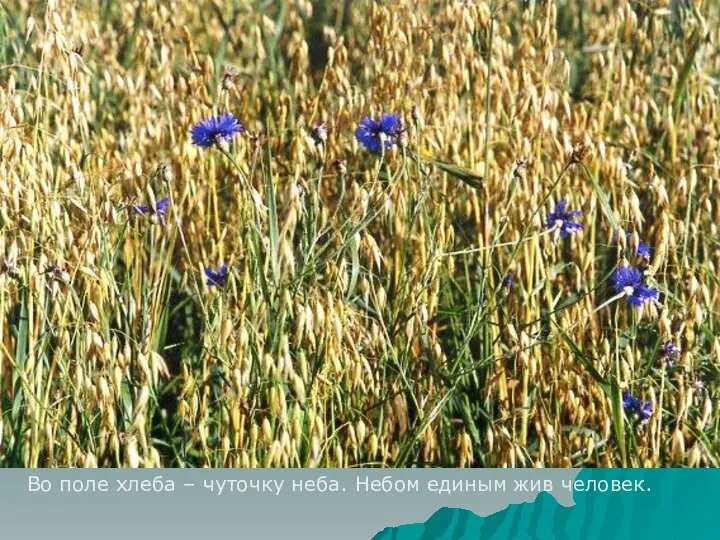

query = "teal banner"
[0, 469, 713, 539]
[378, 469, 708, 539]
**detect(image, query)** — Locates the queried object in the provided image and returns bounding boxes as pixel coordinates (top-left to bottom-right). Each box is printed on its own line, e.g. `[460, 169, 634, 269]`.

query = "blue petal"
[204, 265, 231, 287]
[559, 221, 584, 237]
[639, 402, 653, 422]
[132, 197, 170, 221]
[637, 242, 652, 258]
[546, 200, 583, 236]
[627, 285, 658, 306]
[355, 114, 400, 154]
[636, 285, 659, 301]
[611, 266, 644, 292]
[662, 342, 681, 358]
[622, 390, 633, 410]
[155, 197, 170, 213]
[379, 113, 400, 134]
[191, 113, 244, 149]
[355, 117, 382, 154]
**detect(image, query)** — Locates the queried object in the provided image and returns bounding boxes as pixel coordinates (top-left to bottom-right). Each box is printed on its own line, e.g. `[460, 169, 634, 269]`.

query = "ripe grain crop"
[1, 0, 719, 468]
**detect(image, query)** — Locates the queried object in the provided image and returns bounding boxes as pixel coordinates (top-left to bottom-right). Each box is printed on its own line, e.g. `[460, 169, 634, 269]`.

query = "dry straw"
[0, 0, 719, 468]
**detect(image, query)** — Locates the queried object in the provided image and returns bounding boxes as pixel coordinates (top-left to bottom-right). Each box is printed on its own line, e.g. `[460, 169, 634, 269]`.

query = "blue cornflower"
[636, 241, 652, 259]
[355, 113, 403, 154]
[661, 342, 681, 369]
[191, 113, 244, 149]
[639, 401, 653, 422]
[662, 342, 681, 359]
[546, 200, 583, 238]
[623, 390, 653, 423]
[622, 390, 636, 410]
[503, 272, 514, 290]
[132, 196, 170, 226]
[204, 265, 231, 288]
[610, 265, 659, 306]
[613, 231, 652, 259]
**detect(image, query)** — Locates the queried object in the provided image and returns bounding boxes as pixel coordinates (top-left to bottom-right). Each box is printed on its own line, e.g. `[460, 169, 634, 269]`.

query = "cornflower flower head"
[332, 159, 347, 175]
[622, 390, 636, 410]
[546, 200, 583, 238]
[610, 265, 659, 306]
[623, 390, 653, 424]
[639, 401, 653, 423]
[636, 241, 652, 259]
[310, 122, 328, 146]
[204, 265, 231, 288]
[613, 231, 652, 260]
[355, 113, 403, 154]
[191, 113, 244, 150]
[503, 272, 514, 290]
[661, 342, 681, 368]
[1, 258, 20, 280]
[43, 263, 70, 284]
[132, 196, 170, 227]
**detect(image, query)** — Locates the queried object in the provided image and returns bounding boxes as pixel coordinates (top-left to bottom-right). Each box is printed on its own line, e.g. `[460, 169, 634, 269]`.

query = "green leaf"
[346, 232, 360, 300]
[265, 139, 280, 286]
[11, 287, 29, 425]
[610, 381, 627, 467]
[425, 157, 484, 190]
[581, 163, 619, 232]
[672, 30, 703, 117]
[553, 320, 610, 394]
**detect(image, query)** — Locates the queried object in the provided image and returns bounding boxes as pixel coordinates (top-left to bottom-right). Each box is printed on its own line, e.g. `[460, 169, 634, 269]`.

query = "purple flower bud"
[310, 123, 328, 146]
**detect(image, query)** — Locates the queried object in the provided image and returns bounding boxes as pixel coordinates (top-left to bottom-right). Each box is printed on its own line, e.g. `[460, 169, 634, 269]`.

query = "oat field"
[1, 0, 719, 468]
